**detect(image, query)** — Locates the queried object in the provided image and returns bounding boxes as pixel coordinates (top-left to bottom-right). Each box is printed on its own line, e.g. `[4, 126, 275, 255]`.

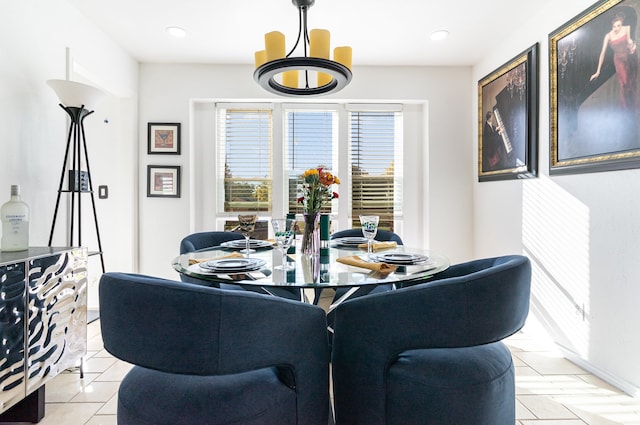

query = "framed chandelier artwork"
[478, 44, 539, 182]
[550, 0, 640, 174]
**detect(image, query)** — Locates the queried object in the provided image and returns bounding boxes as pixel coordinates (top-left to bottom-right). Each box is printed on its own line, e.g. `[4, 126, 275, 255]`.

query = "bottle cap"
[10, 185, 20, 196]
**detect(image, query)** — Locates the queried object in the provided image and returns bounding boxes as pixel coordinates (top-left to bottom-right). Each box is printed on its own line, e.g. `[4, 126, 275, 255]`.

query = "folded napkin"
[336, 255, 397, 274]
[189, 252, 244, 265]
[358, 241, 398, 252]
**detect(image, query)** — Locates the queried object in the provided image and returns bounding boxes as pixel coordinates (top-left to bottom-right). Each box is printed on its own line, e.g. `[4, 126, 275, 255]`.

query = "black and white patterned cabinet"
[0, 247, 87, 422]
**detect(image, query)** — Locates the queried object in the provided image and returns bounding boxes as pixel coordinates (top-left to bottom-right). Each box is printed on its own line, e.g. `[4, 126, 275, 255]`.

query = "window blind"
[217, 108, 273, 212]
[285, 108, 337, 214]
[349, 110, 402, 230]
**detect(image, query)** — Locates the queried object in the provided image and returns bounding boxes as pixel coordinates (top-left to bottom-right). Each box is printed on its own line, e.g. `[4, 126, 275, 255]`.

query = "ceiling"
[68, 0, 555, 67]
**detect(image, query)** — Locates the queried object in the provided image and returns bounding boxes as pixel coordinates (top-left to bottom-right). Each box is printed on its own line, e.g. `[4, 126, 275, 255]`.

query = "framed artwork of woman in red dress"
[550, 0, 640, 174]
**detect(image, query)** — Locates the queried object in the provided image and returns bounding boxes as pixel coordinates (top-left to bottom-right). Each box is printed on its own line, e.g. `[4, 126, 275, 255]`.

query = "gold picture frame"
[550, 0, 640, 174]
[478, 44, 539, 181]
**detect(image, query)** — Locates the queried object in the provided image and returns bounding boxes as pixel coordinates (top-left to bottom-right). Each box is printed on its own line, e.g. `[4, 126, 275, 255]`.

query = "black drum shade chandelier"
[253, 0, 352, 97]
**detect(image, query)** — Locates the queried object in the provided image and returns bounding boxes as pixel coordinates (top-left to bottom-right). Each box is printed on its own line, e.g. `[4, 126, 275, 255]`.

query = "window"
[216, 107, 272, 212]
[284, 108, 338, 214]
[349, 109, 403, 231]
[215, 103, 403, 233]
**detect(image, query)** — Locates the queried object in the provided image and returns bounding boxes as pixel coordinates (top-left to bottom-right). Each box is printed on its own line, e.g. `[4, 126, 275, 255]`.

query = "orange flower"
[298, 167, 340, 213]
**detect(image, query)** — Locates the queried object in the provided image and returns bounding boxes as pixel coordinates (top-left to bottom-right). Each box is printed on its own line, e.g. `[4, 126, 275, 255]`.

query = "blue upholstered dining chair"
[330, 228, 404, 245]
[179, 230, 301, 301]
[179, 230, 244, 254]
[99, 272, 331, 425]
[331, 255, 531, 425]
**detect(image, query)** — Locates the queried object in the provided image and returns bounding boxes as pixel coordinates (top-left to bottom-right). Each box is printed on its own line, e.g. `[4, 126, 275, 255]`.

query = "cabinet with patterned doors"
[0, 247, 87, 422]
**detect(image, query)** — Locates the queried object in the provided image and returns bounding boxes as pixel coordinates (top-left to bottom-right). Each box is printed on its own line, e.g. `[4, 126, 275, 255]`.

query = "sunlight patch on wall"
[523, 175, 590, 357]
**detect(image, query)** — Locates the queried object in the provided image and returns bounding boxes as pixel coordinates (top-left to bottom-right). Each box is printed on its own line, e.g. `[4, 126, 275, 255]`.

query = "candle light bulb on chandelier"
[253, 0, 352, 97]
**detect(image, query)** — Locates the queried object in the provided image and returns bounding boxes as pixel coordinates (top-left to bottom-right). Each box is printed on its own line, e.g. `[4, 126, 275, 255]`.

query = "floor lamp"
[47, 79, 105, 274]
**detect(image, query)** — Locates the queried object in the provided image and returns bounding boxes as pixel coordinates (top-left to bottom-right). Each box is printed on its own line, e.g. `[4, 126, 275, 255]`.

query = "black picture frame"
[478, 44, 539, 182]
[550, 0, 640, 174]
[147, 122, 181, 155]
[147, 165, 181, 198]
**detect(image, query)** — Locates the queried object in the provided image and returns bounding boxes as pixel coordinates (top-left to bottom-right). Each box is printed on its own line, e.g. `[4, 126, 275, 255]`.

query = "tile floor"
[3, 320, 640, 425]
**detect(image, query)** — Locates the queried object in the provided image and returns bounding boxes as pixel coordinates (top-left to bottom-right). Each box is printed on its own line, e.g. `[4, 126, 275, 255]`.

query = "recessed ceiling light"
[430, 30, 449, 41]
[166, 26, 187, 38]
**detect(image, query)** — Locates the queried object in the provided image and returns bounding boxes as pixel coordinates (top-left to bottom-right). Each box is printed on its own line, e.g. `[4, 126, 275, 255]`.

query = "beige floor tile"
[82, 356, 118, 374]
[97, 394, 118, 415]
[36, 402, 104, 425]
[552, 393, 640, 425]
[516, 351, 589, 375]
[517, 399, 538, 420]
[579, 374, 629, 393]
[70, 381, 120, 403]
[518, 394, 581, 420]
[45, 372, 100, 403]
[96, 360, 133, 382]
[87, 336, 105, 352]
[84, 415, 118, 425]
[90, 349, 115, 359]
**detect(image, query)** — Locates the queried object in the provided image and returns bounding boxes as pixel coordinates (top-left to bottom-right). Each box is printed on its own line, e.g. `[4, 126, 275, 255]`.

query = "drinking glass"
[237, 214, 258, 256]
[271, 218, 296, 271]
[359, 215, 379, 254]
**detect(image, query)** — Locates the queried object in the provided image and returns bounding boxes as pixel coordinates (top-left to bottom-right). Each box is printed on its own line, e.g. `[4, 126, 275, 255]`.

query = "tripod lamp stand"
[47, 79, 105, 273]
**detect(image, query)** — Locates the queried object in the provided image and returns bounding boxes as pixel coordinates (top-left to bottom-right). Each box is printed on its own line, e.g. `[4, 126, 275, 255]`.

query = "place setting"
[365, 252, 432, 266]
[335, 214, 436, 276]
[221, 214, 274, 253]
[198, 257, 267, 274]
[336, 215, 399, 275]
[187, 251, 267, 279]
[220, 239, 273, 250]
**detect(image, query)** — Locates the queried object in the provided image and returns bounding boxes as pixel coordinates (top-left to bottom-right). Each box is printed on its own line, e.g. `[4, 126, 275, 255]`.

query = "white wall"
[138, 64, 474, 279]
[473, 0, 640, 395]
[1, 0, 139, 307]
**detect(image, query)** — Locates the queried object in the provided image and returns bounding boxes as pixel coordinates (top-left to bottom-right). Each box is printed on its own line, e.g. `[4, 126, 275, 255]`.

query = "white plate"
[221, 239, 273, 250]
[333, 237, 370, 247]
[199, 258, 266, 273]
[367, 253, 430, 265]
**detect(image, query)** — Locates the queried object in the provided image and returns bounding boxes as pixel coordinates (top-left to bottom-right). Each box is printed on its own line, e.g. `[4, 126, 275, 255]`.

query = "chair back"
[331, 255, 531, 425]
[331, 228, 403, 245]
[99, 272, 330, 424]
[179, 231, 244, 254]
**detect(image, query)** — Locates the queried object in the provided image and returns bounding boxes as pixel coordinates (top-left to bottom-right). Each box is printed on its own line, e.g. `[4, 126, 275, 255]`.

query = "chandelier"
[253, 0, 352, 97]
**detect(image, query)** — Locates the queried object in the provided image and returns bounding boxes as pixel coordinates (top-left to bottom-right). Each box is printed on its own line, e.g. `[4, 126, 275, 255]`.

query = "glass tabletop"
[172, 243, 450, 288]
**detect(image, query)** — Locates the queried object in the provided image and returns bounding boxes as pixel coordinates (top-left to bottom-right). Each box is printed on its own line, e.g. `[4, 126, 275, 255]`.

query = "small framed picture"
[148, 123, 181, 154]
[147, 165, 181, 198]
[478, 44, 539, 181]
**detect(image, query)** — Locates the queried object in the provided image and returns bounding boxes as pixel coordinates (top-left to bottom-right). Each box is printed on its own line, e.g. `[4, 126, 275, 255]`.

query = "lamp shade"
[47, 79, 105, 109]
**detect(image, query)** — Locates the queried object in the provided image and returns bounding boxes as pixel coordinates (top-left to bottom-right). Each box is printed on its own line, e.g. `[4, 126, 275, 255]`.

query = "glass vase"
[301, 212, 320, 256]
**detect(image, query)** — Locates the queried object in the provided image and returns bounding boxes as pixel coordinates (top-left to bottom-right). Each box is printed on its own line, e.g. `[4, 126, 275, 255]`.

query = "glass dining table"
[172, 239, 450, 308]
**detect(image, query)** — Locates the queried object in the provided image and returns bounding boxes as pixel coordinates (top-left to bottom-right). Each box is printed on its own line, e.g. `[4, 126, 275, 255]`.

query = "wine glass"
[237, 214, 258, 256]
[271, 218, 296, 271]
[359, 215, 379, 254]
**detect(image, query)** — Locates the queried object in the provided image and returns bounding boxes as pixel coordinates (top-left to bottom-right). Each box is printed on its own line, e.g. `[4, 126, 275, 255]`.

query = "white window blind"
[216, 107, 273, 213]
[284, 108, 338, 214]
[349, 110, 403, 231]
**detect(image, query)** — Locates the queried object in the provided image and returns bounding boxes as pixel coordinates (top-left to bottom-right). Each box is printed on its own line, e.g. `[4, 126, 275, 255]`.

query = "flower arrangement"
[297, 168, 340, 254]
[297, 168, 340, 214]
